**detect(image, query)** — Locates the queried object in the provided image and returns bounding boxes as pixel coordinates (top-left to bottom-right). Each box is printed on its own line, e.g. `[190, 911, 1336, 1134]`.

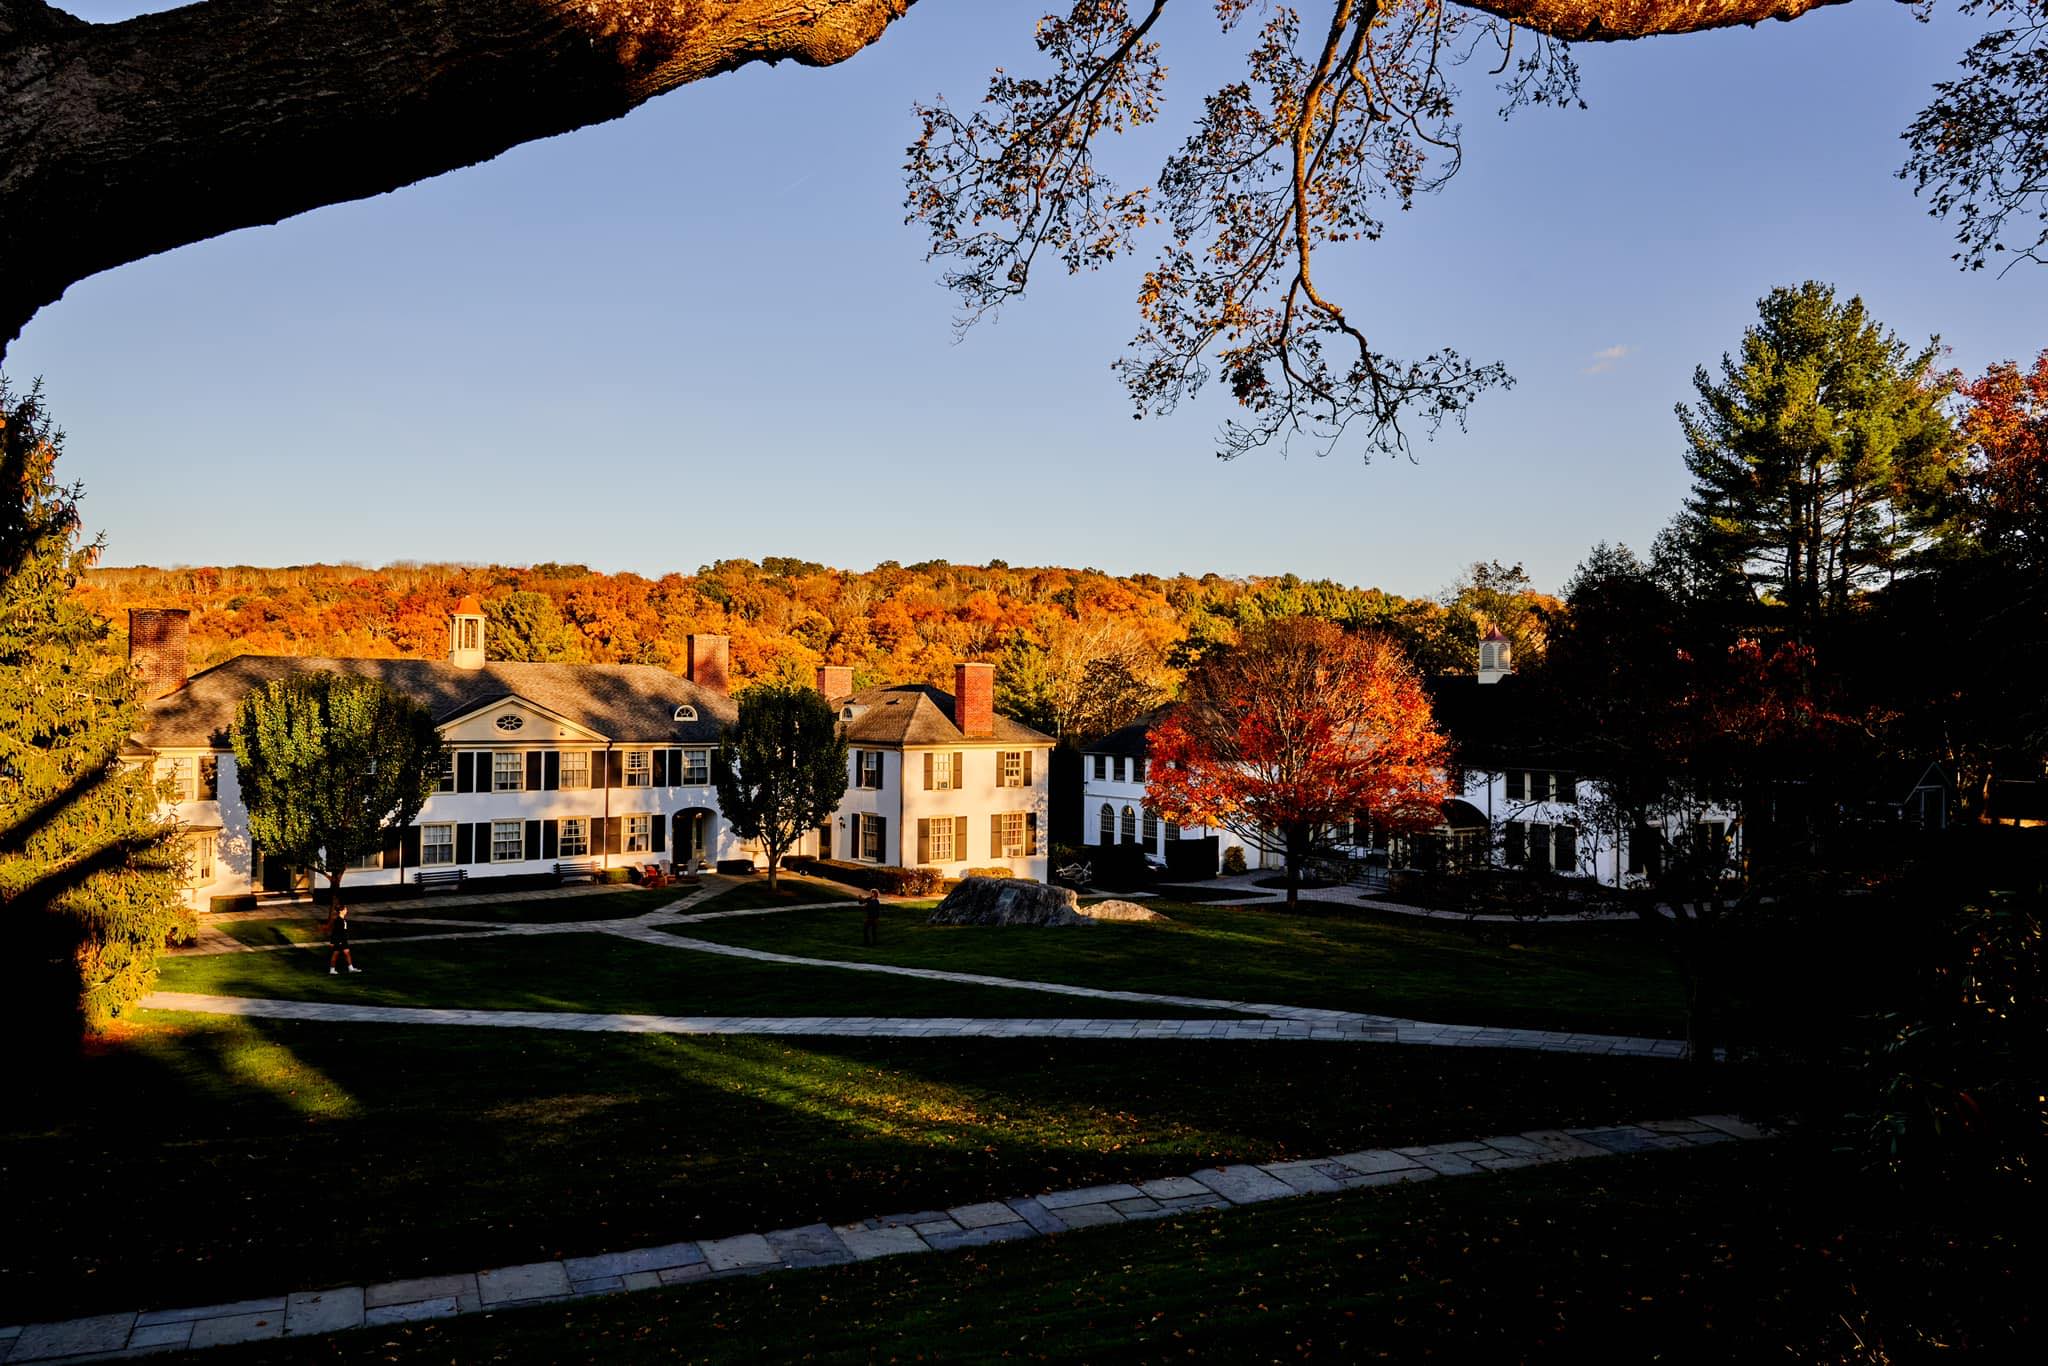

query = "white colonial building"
[1079, 714, 1237, 872]
[131, 604, 1053, 907]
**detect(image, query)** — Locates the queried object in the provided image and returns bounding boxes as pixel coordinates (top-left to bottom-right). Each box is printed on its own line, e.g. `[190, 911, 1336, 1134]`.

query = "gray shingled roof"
[826, 684, 1052, 748]
[139, 656, 737, 749]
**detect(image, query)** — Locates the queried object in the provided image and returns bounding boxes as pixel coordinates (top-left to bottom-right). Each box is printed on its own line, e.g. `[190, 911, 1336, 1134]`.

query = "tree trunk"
[766, 847, 780, 891]
[0, 0, 1848, 357]
[326, 866, 347, 915]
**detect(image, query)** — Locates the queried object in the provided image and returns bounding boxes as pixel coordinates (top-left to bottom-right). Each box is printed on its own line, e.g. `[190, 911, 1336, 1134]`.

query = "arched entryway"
[672, 808, 716, 870]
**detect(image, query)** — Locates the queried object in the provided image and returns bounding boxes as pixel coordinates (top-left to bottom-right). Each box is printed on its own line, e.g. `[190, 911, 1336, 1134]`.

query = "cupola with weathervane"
[1477, 625, 1511, 685]
[449, 595, 487, 670]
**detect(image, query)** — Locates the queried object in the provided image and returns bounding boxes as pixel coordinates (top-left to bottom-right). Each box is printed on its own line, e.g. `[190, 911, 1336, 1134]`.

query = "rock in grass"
[927, 877, 1088, 927]
[1076, 900, 1170, 923]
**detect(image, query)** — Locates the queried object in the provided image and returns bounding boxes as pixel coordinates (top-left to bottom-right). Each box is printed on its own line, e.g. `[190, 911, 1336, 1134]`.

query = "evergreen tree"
[484, 590, 576, 662]
[231, 673, 443, 909]
[1675, 282, 1961, 648]
[711, 684, 848, 890]
[0, 378, 189, 1042]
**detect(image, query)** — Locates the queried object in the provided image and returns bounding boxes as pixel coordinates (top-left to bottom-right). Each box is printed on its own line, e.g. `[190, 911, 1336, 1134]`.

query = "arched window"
[1120, 805, 1138, 844]
[1099, 803, 1114, 846]
[1142, 807, 1159, 848]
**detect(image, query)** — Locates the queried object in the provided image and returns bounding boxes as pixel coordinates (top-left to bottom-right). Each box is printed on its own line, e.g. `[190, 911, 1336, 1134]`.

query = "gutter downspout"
[603, 740, 613, 873]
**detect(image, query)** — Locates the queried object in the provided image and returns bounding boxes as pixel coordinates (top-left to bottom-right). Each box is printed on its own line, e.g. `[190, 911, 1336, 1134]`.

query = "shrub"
[806, 858, 945, 896]
[600, 868, 633, 885]
[962, 866, 1014, 879]
[1222, 844, 1248, 875]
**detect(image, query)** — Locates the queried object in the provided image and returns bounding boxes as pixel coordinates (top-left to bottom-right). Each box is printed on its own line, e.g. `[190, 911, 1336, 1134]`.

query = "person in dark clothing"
[327, 904, 361, 976]
[860, 890, 882, 947]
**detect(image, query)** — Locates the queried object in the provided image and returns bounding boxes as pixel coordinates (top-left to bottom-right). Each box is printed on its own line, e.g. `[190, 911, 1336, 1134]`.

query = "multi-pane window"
[422, 824, 455, 866]
[683, 750, 710, 785]
[1142, 808, 1159, 846]
[1165, 821, 1181, 842]
[437, 753, 456, 792]
[491, 820, 524, 862]
[856, 751, 883, 789]
[1120, 805, 1138, 844]
[559, 751, 590, 789]
[993, 812, 1029, 858]
[346, 848, 382, 871]
[492, 752, 523, 792]
[1099, 804, 1114, 844]
[931, 752, 956, 790]
[187, 834, 215, 883]
[625, 750, 652, 787]
[1092, 754, 1106, 780]
[159, 756, 198, 802]
[860, 812, 884, 861]
[1113, 756, 1127, 782]
[559, 817, 590, 858]
[1000, 751, 1024, 787]
[625, 814, 652, 853]
[1133, 756, 1147, 782]
[926, 818, 956, 862]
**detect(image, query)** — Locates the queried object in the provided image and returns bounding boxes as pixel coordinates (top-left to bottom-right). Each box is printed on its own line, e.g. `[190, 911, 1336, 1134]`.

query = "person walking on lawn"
[861, 890, 882, 947]
[327, 904, 362, 976]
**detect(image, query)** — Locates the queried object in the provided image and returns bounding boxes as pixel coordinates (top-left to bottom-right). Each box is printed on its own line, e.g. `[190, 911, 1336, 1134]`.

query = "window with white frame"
[492, 752, 523, 792]
[187, 833, 216, 883]
[1142, 808, 1159, 846]
[491, 820, 524, 862]
[1165, 820, 1181, 842]
[860, 812, 884, 861]
[925, 817, 956, 862]
[683, 749, 710, 785]
[159, 756, 198, 802]
[931, 752, 956, 790]
[625, 750, 652, 787]
[346, 848, 383, 871]
[1120, 805, 1138, 843]
[422, 824, 455, 866]
[856, 750, 883, 789]
[1092, 754, 1106, 780]
[1113, 756, 1127, 782]
[993, 811, 1029, 858]
[1000, 751, 1023, 787]
[625, 814, 651, 852]
[559, 817, 590, 858]
[559, 751, 590, 789]
[437, 753, 455, 792]
[1133, 756, 1147, 782]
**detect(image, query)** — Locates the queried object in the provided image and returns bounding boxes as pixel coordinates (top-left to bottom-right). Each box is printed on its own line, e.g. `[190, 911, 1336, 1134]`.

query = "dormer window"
[843, 706, 855, 719]
[673, 704, 697, 722]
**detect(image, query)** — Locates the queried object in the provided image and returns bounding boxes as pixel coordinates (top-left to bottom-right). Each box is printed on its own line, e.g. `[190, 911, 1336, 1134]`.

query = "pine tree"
[1675, 282, 1961, 649]
[0, 378, 189, 1042]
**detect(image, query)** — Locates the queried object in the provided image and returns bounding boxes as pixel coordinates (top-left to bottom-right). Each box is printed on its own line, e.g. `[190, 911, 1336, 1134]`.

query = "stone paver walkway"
[142, 990, 1688, 1057]
[0, 1113, 1767, 1362]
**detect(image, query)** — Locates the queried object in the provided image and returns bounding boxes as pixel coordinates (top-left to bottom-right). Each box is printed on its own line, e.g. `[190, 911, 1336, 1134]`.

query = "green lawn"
[168, 1139, 2040, 1366]
[208, 917, 487, 948]
[682, 872, 861, 914]
[152, 933, 1234, 1020]
[347, 887, 682, 924]
[7, 1014, 1740, 1324]
[677, 900, 1686, 1036]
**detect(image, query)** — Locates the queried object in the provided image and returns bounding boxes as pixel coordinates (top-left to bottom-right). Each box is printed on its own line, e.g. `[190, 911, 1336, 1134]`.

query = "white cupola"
[1477, 626, 1511, 685]
[449, 595, 487, 670]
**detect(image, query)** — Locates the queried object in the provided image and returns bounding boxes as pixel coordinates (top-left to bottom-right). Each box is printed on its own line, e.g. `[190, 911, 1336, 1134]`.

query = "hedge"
[790, 858, 946, 896]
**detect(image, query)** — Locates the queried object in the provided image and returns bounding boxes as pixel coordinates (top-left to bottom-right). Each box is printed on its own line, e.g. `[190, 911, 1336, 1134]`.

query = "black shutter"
[653, 749, 669, 787]
[606, 752, 622, 788]
[380, 828, 403, 869]
[476, 751, 495, 791]
[875, 816, 887, 864]
[455, 823, 474, 864]
[525, 820, 542, 861]
[955, 815, 968, 863]
[456, 752, 475, 794]
[1022, 751, 1033, 787]
[474, 822, 492, 863]
[1505, 770, 1524, 801]
[402, 825, 422, 867]
[543, 820, 559, 860]
[916, 819, 930, 864]
[543, 751, 560, 791]
[652, 816, 665, 853]
[607, 816, 623, 854]
[1026, 812, 1038, 856]
[526, 752, 542, 792]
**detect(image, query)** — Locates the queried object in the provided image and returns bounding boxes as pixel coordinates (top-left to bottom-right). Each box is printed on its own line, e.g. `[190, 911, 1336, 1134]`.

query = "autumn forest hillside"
[80, 558, 1556, 743]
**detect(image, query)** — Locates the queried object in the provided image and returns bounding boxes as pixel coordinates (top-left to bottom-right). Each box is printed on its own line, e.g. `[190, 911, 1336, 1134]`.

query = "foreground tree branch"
[0, 0, 918, 352]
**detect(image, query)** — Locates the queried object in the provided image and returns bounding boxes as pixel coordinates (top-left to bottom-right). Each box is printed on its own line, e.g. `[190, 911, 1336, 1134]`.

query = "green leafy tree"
[1674, 282, 1961, 649]
[231, 673, 443, 909]
[483, 590, 577, 662]
[0, 378, 188, 1042]
[711, 684, 849, 890]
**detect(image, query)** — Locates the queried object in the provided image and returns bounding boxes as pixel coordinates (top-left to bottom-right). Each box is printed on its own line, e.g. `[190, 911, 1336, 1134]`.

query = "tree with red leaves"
[1956, 350, 2048, 574]
[1147, 617, 1449, 909]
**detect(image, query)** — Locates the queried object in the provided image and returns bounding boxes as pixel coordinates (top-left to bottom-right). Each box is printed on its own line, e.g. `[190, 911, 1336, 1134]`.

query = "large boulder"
[927, 877, 1088, 927]
[1076, 899, 1170, 923]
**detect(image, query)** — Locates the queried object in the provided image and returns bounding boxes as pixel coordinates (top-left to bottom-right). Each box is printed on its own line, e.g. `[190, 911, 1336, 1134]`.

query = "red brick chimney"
[686, 634, 730, 694]
[953, 662, 995, 738]
[129, 608, 190, 700]
[816, 665, 853, 699]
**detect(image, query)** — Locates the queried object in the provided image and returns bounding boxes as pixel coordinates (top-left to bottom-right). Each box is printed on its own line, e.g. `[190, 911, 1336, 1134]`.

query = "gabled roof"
[1084, 712, 1163, 759]
[825, 683, 1051, 748]
[138, 656, 736, 749]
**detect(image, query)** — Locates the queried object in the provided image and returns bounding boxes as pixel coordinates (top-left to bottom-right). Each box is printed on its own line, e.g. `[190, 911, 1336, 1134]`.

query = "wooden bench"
[412, 869, 467, 893]
[554, 858, 602, 884]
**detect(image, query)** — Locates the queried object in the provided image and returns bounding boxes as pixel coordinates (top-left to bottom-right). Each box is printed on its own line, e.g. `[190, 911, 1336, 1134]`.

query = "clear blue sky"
[11, 1, 2045, 597]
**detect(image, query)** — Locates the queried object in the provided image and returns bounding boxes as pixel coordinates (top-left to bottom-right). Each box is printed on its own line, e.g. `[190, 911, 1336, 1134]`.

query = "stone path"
[0, 1113, 1767, 1362]
[142, 990, 1688, 1057]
